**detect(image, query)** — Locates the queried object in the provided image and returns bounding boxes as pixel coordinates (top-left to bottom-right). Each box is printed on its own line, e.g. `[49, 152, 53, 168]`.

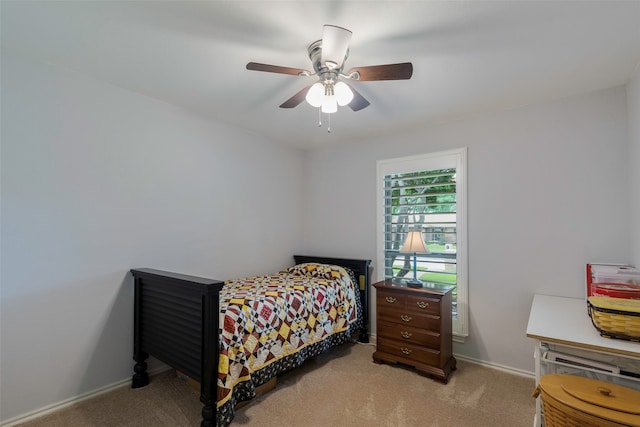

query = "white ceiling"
[2, 1, 640, 150]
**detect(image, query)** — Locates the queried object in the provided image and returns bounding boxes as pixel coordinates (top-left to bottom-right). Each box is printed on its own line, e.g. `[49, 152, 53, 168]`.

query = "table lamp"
[401, 230, 430, 288]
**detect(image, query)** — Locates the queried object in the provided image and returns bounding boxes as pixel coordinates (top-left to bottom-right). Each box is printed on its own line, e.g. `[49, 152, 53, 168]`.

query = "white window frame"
[376, 148, 468, 341]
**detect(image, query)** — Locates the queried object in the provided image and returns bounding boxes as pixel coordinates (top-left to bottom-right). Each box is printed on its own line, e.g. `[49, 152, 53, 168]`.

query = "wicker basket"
[588, 296, 640, 341]
[533, 374, 640, 427]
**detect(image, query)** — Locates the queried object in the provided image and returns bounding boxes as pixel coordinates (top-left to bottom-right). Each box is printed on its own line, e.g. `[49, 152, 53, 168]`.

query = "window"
[377, 148, 468, 340]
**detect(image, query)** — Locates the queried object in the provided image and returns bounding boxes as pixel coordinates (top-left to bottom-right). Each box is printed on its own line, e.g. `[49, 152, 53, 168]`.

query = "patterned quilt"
[216, 263, 361, 425]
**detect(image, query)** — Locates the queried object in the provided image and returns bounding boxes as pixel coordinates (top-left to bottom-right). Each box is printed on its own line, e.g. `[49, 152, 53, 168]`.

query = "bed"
[130, 255, 371, 426]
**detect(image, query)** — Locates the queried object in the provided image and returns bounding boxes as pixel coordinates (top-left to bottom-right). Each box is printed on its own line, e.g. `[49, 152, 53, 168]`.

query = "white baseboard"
[453, 353, 535, 379]
[0, 366, 170, 427]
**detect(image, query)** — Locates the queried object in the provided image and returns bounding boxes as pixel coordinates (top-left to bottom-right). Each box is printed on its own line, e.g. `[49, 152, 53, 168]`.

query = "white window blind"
[377, 148, 468, 339]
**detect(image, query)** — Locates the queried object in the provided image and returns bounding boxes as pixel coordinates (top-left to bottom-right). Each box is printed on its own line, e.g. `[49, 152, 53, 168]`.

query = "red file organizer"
[586, 263, 640, 299]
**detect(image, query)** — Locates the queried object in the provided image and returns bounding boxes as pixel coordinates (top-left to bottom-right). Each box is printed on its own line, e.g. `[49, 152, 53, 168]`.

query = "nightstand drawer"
[377, 307, 440, 331]
[377, 288, 442, 316]
[377, 338, 441, 366]
[377, 320, 441, 348]
[376, 289, 407, 308]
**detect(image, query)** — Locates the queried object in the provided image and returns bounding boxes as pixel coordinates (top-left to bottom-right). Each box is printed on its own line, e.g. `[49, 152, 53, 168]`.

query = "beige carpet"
[18, 343, 536, 426]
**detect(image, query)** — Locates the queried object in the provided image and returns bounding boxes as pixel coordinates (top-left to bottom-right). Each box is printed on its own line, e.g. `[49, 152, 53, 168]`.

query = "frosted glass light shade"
[334, 81, 354, 106]
[321, 95, 337, 113]
[305, 82, 325, 107]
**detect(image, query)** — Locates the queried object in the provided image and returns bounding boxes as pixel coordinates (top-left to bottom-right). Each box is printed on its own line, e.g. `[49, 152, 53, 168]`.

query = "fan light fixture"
[305, 81, 354, 113]
[304, 25, 354, 119]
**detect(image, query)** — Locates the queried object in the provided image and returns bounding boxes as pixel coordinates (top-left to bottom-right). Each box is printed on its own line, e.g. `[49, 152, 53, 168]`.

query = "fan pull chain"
[316, 109, 332, 133]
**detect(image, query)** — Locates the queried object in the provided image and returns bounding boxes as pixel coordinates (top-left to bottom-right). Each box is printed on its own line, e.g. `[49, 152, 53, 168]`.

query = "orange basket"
[533, 374, 640, 427]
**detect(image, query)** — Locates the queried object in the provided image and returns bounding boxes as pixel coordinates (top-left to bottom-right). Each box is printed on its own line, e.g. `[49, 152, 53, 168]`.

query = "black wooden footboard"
[130, 268, 224, 427]
[130, 256, 370, 427]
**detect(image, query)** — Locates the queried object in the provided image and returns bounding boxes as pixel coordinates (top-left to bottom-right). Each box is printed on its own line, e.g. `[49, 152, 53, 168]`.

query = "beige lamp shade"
[401, 230, 430, 254]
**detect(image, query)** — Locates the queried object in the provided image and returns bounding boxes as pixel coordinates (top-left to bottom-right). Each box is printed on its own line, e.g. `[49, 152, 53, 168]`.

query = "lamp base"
[406, 279, 423, 288]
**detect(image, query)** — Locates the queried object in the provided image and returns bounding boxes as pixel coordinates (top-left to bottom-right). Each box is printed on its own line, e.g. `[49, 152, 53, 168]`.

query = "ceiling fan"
[246, 25, 413, 128]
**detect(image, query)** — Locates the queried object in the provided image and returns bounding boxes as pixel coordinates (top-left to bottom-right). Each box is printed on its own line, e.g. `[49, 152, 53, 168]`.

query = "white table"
[526, 294, 640, 426]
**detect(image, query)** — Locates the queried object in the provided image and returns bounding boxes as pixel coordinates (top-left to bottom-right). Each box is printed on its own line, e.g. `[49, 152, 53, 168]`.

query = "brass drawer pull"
[400, 315, 412, 322]
[401, 347, 412, 355]
[416, 301, 429, 309]
[385, 296, 397, 304]
[400, 331, 412, 339]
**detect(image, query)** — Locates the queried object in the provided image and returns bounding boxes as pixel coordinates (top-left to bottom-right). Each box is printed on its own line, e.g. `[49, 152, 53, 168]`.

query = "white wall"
[0, 53, 304, 423]
[302, 86, 630, 373]
[628, 65, 640, 268]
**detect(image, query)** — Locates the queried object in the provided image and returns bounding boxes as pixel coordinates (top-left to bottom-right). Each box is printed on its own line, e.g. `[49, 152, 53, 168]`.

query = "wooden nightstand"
[372, 279, 456, 383]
